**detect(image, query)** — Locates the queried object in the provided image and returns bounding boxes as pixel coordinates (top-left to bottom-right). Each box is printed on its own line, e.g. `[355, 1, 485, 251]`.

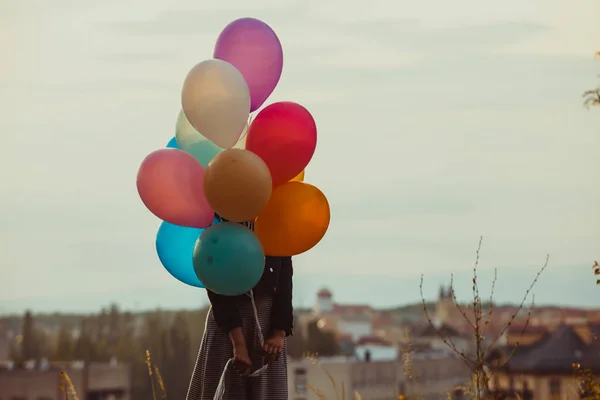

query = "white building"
[313, 289, 374, 343]
[355, 336, 399, 362]
[288, 357, 399, 400]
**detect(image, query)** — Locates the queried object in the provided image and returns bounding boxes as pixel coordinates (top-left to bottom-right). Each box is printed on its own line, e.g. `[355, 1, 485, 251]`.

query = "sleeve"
[207, 290, 242, 334]
[270, 256, 294, 337]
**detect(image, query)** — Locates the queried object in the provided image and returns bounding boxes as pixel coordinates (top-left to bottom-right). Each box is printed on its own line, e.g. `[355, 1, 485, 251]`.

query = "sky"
[0, 0, 599, 314]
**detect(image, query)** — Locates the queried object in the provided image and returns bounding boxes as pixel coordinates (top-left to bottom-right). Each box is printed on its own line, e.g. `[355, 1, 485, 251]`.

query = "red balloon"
[246, 102, 317, 187]
[136, 149, 214, 228]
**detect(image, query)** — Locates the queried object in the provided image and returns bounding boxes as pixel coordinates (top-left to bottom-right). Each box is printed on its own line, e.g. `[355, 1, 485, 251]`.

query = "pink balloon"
[136, 149, 214, 228]
[214, 18, 283, 112]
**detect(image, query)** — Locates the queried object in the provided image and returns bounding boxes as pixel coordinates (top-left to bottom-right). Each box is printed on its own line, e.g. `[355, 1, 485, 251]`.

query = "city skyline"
[1, 261, 597, 314]
[1, 0, 599, 314]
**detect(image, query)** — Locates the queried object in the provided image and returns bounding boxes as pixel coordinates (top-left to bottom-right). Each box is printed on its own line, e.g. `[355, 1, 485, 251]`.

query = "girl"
[186, 218, 294, 400]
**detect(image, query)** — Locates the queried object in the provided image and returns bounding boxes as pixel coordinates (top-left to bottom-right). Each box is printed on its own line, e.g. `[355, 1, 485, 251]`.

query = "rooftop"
[412, 322, 465, 339]
[487, 323, 600, 374]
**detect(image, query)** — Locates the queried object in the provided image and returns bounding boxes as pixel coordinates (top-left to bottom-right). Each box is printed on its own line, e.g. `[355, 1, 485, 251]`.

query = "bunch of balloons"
[136, 18, 330, 296]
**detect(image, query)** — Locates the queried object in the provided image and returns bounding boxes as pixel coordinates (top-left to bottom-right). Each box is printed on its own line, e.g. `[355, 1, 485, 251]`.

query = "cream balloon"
[177, 111, 251, 151]
[181, 59, 250, 149]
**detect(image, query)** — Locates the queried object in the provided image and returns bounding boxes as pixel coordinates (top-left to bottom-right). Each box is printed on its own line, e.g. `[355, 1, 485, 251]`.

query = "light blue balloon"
[182, 140, 222, 168]
[193, 222, 265, 296]
[155, 216, 220, 288]
[166, 136, 179, 148]
[175, 110, 223, 167]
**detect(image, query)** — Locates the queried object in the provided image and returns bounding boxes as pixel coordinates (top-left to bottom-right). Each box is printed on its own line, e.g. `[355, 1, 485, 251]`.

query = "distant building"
[411, 321, 471, 355]
[0, 361, 131, 400]
[288, 351, 470, 400]
[314, 288, 334, 314]
[405, 350, 471, 400]
[487, 322, 600, 400]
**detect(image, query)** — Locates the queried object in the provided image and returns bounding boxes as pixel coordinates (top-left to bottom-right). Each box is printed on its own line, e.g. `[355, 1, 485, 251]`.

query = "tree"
[286, 313, 305, 359]
[583, 51, 600, 107]
[72, 318, 94, 362]
[167, 312, 192, 400]
[55, 322, 74, 360]
[305, 320, 338, 356]
[108, 303, 121, 340]
[21, 310, 41, 361]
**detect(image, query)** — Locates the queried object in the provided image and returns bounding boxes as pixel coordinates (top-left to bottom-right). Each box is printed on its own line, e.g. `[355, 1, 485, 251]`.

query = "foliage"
[305, 319, 339, 357]
[574, 362, 600, 399]
[9, 305, 208, 400]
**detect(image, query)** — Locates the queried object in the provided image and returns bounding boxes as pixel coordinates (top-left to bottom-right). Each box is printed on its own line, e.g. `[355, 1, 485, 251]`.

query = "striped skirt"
[186, 293, 289, 400]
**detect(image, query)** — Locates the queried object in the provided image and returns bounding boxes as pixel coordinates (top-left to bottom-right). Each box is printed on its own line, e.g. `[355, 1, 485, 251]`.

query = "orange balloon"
[290, 170, 305, 182]
[204, 149, 272, 222]
[254, 181, 330, 256]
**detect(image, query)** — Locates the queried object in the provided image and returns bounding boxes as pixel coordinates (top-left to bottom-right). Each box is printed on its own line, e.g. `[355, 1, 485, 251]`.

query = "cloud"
[304, 0, 538, 27]
[94, 3, 311, 37]
[337, 21, 550, 55]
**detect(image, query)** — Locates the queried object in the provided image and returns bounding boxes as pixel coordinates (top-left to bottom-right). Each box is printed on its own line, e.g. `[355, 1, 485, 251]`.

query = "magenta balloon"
[214, 18, 283, 112]
[136, 149, 214, 228]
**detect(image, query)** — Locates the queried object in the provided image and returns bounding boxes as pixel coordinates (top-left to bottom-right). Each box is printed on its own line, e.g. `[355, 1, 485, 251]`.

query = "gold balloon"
[203, 149, 272, 222]
[255, 181, 330, 256]
[290, 170, 305, 182]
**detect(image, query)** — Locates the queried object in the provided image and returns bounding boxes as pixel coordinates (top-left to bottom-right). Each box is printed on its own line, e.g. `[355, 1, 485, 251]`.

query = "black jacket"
[207, 256, 294, 337]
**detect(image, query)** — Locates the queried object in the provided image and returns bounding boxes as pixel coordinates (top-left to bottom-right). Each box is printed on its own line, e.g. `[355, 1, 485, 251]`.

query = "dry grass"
[59, 350, 166, 400]
[304, 352, 364, 400]
[574, 362, 600, 399]
[59, 370, 80, 400]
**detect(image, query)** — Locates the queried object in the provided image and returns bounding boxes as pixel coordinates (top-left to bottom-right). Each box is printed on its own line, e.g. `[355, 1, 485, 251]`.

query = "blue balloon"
[155, 216, 220, 288]
[166, 136, 179, 148]
[193, 222, 265, 296]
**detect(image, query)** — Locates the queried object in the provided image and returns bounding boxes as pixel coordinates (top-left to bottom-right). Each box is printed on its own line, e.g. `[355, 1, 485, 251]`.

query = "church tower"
[314, 288, 334, 314]
[435, 282, 454, 323]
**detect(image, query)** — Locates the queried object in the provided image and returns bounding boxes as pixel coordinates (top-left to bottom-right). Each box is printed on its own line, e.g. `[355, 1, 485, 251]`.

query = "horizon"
[2, 261, 598, 315]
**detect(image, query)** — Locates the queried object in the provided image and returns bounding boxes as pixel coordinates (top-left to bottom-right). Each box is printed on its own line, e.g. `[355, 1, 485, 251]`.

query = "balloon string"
[237, 114, 253, 142]
[212, 290, 268, 400]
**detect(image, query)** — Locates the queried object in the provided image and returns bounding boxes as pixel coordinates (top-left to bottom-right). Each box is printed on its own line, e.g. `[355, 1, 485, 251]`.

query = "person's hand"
[233, 345, 252, 376]
[263, 330, 285, 363]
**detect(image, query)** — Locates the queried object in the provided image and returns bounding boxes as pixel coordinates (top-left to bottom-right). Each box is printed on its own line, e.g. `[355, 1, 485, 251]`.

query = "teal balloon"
[193, 222, 265, 296]
[166, 137, 179, 148]
[156, 216, 220, 288]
